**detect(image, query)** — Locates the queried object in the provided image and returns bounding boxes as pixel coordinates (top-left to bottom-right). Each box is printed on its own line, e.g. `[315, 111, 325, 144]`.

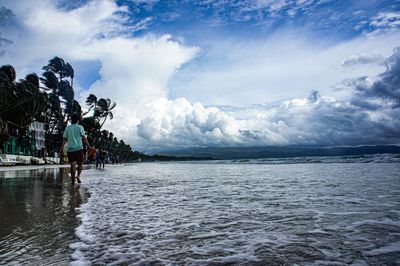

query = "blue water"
[70, 159, 400, 265]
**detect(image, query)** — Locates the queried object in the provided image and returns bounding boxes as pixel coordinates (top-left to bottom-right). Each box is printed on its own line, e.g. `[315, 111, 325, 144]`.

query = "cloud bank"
[136, 49, 400, 151]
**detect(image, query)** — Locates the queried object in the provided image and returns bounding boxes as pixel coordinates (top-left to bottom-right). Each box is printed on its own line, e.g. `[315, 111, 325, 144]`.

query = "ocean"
[1, 156, 400, 265]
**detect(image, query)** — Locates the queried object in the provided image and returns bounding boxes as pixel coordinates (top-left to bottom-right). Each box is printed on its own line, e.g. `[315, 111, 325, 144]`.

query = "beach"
[1, 159, 399, 265]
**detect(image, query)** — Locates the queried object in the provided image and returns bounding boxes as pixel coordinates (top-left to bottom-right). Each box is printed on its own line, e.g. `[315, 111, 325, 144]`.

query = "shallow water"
[69, 161, 400, 265]
[0, 168, 88, 265]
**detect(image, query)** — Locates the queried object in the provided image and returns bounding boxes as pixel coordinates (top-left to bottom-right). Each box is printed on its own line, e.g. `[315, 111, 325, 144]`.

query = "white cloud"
[341, 53, 385, 67]
[370, 12, 400, 29]
[129, 0, 160, 6]
[169, 31, 399, 106]
[135, 67, 400, 151]
[365, 11, 400, 36]
[2, 0, 126, 70]
[135, 48, 400, 151]
[135, 98, 243, 149]
[135, 90, 400, 151]
[255, 0, 290, 12]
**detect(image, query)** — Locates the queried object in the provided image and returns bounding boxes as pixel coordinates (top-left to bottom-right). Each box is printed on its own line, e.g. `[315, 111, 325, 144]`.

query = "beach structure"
[0, 121, 60, 166]
[30, 122, 46, 152]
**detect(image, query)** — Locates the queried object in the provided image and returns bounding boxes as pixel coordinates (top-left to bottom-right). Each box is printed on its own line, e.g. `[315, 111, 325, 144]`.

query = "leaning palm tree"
[40, 58, 78, 127]
[0, 66, 48, 153]
[58, 79, 76, 124]
[42, 57, 74, 87]
[26, 73, 47, 123]
[83, 94, 98, 116]
[96, 98, 116, 129]
[65, 100, 82, 124]
[0, 64, 16, 83]
[40, 71, 61, 133]
[64, 62, 74, 88]
[41, 57, 79, 155]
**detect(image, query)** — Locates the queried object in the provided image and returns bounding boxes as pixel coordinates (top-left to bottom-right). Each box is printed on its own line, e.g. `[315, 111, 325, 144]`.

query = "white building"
[29, 121, 46, 149]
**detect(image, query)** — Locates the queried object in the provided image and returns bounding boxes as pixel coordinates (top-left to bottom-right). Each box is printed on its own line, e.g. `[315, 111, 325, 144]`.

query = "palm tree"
[0, 65, 48, 154]
[40, 57, 79, 129]
[81, 116, 100, 134]
[0, 65, 16, 83]
[42, 56, 74, 81]
[64, 62, 74, 88]
[83, 94, 98, 116]
[96, 98, 116, 129]
[1, 67, 46, 129]
[40, 71, 61, 133]
[40, 57, 80, 156]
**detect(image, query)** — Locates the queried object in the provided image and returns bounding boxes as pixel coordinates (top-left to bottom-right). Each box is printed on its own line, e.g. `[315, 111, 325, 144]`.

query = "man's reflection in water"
[69, 184, 83, 210]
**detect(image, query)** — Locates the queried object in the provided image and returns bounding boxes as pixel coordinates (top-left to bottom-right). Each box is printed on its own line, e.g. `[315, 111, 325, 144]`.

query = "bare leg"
[70, 161, 76, 184]
[76, 161, 83, 183]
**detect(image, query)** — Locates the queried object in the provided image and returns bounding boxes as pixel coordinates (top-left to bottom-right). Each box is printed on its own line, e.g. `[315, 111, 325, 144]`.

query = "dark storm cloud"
[352, 47, 400, 108]
[299, 50, 400, 146]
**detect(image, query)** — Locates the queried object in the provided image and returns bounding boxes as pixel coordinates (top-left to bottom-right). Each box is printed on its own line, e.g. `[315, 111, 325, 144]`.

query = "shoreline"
[0, 164, 70, 172]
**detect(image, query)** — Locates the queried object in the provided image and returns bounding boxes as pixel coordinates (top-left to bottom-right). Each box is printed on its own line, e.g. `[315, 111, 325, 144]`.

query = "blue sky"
[115, 0, 399, 39]
[1, 0, 400, 151]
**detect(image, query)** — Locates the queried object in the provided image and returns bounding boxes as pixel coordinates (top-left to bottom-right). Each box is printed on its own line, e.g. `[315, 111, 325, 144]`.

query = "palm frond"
[0, 64, 16, 82]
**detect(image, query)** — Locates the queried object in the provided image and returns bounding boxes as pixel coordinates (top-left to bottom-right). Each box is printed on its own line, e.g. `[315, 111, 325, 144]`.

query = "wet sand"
[0, 167, 89, 265]
[0, 164, 69, 173]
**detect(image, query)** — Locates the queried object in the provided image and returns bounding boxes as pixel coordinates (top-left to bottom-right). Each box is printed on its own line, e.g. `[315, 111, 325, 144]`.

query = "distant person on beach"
[100, 150, 107, 169]
[95, 149, 107, 169]
[96, 149, 102, 169]
[60, 114, 92, 185]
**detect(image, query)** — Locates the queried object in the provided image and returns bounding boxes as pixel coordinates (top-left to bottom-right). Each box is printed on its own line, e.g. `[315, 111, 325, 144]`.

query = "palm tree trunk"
[100, 116, 107, 129]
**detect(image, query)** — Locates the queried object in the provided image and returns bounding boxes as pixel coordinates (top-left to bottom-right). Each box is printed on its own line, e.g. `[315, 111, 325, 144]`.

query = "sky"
[1, 0, 400, 152]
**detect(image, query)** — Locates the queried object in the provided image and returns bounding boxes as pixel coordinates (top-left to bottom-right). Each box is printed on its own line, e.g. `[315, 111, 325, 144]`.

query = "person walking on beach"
[96, 149, 102, 169]
[60, 114, 92, 185]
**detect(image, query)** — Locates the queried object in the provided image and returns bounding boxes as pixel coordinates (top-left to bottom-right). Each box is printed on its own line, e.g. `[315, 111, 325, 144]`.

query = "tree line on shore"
[0, 56, 149, 162]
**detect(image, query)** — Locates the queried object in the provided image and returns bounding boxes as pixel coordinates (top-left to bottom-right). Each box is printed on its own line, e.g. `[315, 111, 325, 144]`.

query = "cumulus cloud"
[135, 91, 400, 151]
[136, 98, 243, 149]
[135, 48, 400, 150]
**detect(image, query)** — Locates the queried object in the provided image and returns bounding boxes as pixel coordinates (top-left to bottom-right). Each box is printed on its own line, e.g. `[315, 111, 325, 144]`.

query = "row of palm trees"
[0, 57, 137, 162]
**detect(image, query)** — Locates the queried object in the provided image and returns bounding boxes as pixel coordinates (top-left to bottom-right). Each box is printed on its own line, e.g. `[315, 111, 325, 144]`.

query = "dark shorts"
[67, 149, 84, 163]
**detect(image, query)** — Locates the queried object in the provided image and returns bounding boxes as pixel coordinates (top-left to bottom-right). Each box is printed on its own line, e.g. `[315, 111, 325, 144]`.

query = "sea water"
[68, 157, 400, 265]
